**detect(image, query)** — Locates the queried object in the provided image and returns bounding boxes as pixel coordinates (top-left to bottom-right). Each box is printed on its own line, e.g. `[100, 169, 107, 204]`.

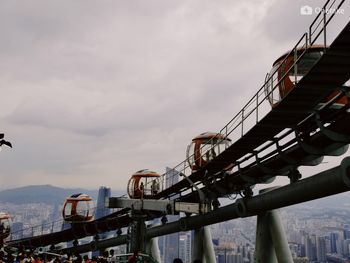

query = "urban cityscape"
[1, 185, 350, 263]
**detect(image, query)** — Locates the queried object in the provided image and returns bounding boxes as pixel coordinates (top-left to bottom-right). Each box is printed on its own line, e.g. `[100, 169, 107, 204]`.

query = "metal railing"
[157, 0, 346, 196]
[9, 219, 65, 241]
[8, 203, 120, 242]
[309, 0, 346, 46]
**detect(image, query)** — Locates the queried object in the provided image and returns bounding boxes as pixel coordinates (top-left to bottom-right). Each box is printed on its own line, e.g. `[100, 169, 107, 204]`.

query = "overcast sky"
[0, 1, 349, 193]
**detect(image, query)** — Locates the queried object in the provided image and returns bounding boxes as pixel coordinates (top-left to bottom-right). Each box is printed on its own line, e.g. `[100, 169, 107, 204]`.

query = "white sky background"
[0, 1, 349, 192]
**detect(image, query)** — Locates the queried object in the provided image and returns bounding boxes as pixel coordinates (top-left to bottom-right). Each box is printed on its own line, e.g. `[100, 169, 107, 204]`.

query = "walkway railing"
[9, 219, 65, 241]
[8, 205, 120, 242]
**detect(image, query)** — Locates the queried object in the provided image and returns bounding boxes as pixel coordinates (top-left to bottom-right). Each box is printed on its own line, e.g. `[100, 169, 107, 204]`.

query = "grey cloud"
[261, 1, 350, 46]
[1, 0, 348, 190]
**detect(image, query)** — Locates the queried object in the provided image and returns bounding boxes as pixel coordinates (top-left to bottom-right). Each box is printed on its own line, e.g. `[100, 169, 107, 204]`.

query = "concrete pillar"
[268, 210, 294, 263]
[255, 212, 277, 263]
[193, 228, 204, 262]
[255, 187, 293, 263]
[193, 226, 215, 263]
[129, 213, 147, 253]
[203, 226, 216, 263]
[146, 237, 161, 263]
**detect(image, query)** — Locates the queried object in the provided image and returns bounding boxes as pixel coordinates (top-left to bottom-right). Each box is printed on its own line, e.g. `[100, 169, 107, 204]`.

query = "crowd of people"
[1, 249, 204, 263]
[0, 249, 118, 263]
[173, 259, 202, 263]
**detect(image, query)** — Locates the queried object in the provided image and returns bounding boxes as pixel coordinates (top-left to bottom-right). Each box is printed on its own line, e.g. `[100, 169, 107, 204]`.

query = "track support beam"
[147, 157, 350, 238]
[56, 157, 350, 255]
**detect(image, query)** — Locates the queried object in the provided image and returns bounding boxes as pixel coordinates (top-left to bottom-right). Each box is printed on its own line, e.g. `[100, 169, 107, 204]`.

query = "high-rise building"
[159, 167, 180, 263]
[293, 258, 309, 263]
[336, 237, 344, 256]
[316, 236, 326, 262]
[95, 186, 111, 219]
[226, 252, 243, 263]
[304, 234, 316, 261]
[330, 232, 338, 254]
[217, 254, 225, 263]
[289, 243, 299, 258]
[343, 239, 350, 258]
[343, 228, 350, 240]
[179, 232, 192, 263]
[92, 186, 111, 257]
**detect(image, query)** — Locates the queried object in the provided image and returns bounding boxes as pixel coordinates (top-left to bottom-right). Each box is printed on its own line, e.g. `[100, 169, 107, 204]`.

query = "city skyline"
[4, 197, 350, 262]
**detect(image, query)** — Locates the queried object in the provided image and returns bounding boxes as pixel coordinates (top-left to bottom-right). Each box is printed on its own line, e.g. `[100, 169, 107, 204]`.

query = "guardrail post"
[256, 93, 259, 123]
[294, 47, 298, 84]
[323, 10, 327, 47]
[241, 110, 244, 136]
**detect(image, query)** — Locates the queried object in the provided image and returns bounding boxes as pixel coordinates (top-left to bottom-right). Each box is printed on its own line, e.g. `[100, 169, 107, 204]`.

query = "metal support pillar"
[146, 237, 161, 263]
[129, 213, 147, 254]
[269, 210, 293, 263]
[255, 211, 277, 263]
[203, 226, 216, 263]
[192, 226, 215, 263]
[192, 228, 204, 262]
[255, 188, 293, 263]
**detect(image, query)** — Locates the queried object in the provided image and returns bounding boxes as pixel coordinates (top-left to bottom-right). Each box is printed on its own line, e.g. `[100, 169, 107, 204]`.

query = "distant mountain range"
[0, 185, 99, 205]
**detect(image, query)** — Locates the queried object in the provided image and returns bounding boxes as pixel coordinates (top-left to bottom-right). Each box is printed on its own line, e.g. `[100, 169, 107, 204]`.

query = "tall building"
[217, 254, 225, 263]
[344, 230, 350, 240]
[95, 186, 111, 219]
[316, 236, 326, 262]
[226, 252, 243, 263]
[159, 167, 180, 262]
[293, 258, 309, 263]
[330, 232, 338, 254]
[92, 186, 111, 257]
[304, 234, 316, 261]
[179, 232, 192, 263]
[336, 237, 344, 256]
[343, 239, 350, 258]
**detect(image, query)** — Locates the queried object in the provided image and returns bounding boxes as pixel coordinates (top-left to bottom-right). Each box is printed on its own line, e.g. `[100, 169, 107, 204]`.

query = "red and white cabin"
[62, 193, 94, 223]
[0, 212, 11, 240]
[127, 169, 161, 199]
[186, 132, 231, 171]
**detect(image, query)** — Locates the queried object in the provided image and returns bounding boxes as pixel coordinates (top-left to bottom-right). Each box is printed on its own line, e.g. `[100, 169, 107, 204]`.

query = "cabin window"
[76, 201, 90, 217]
[290, 51, 323, 77]
[64, 202, 72, 216]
